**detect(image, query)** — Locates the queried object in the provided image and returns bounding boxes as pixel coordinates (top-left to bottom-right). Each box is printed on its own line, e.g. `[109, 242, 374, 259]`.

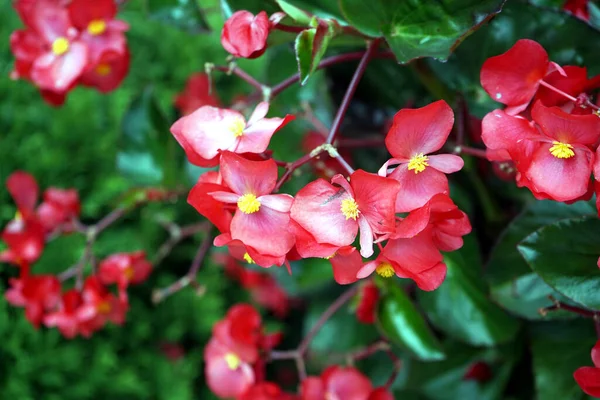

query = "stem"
[152, 230, 214, 303]
[454, 145, 488, 159]
[273, 23, 305, 33]
[338, 137, 385, 148]
[326, 38, 382, 145]
[212, 65, 265, 91]
[270, 50, 394, 99]
[153, 221, 209, 265]
[384, 349, 402, 389]
[540, 295, 597, 318]
[298, 284, 360, 354]
[335, 154, 355, 175]
[95, 207, 127, 233]
[274, 152, 320, 191]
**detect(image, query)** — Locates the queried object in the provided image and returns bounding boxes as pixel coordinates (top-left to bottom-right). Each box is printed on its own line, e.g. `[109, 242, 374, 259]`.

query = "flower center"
[340, 198, 359, 220]
[124, 267, 135, 280]
[237, 194, 261, 214]
[87, 19, 107, 36]
[323, 252, 336, 260]
[230, 118, 245, 138]
[96, 63, 112, 76]
[376, 262, 395, 278]
[408, 153, 429, 174]
[224, 352, 241, 370]
[243, 252, 255, 264]
[51, 37, 70, 56]
[97, 301, 111, 314]
[549, 141, 574, 159]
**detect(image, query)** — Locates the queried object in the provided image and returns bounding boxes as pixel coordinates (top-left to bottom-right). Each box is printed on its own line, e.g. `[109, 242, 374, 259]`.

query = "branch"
[152, 229, 214, 303]
[540, 295, 597, 318]
[210, 64, 266, 92]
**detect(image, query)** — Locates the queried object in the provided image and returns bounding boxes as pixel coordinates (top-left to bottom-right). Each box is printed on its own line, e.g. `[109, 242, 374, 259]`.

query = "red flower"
[188, 171, 234, 234]
[368, 388, 394, 400]
[175, 72, 220, 116]
[80, 49, 130, 93]
[534, 66, 590, 108]
[98, 251, 152, 289]
[43, 289, 92, 338]
[238, 382, 297, 400]
[574, 339, 600, 397]
[379, 100, 463, 212]
[291, 171, 400, 259]
[221, 11, 270, 59]
[301, 366, 373, 400]
[563, 0, 590, 21]
[19, 0, 88, 92]
[170, 102, 294, 167]
[37, 187, 81, 233]
[522, 103, 599, 201]
[205, 304, 265, 399]
[393, 193, 471, 252]
[5, 275, 61, 327]
[67, 0, 128, 66]
[480, 39, 549, 114]
[210, 152, 296, 264]
[355, 281, 380, 324]
[77, 276, 127, 336]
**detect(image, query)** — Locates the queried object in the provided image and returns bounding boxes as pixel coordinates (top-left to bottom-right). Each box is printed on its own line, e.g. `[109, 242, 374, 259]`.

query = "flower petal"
[231, 207, 294, 258]
[329, 246, 363, 285]
[427, 154, 464, 174]
[388, 164, 449, 213]
[220, 151, 278, 196]
[258, 194, 293, 213]
[532, 101, 600, 145]
[350, 170, 400, 235]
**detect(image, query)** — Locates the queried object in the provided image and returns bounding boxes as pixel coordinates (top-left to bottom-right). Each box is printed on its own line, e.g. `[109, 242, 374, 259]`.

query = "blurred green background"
[2, 0, 600, 399]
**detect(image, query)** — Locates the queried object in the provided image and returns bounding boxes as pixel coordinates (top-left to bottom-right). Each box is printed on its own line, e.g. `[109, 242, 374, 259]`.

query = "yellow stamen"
[96, 63, 111, 76]
[51, 37, 70, 56]
[230, 118, 246, 138]
[237, 194, 261, 214]
[124, 267, 135, 281]
[340, 198, 359, 220]
[375, 262, 395, 278]
[407, 153, 429, 174]
[243, 252, 255, 264]
[87, 19, 107, 36]
[549, 141, 575, 159]
[224, 353, 241, 370]
[323, 252, 336, 260]
[14, 211, 22, 221]
[97, 301, 111, 314]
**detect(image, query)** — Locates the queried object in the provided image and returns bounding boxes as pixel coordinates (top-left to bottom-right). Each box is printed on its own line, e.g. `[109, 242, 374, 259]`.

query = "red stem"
[212, 65, 264, 91]
[273, 152, 320, 191]
[539, 80, 578, 103]
[454, 145, 488, 159]
[270, 49, 393, 98]
[273, 23, 305, 33]
[326, 38, 382, 144]
[335, 154, 355, 175]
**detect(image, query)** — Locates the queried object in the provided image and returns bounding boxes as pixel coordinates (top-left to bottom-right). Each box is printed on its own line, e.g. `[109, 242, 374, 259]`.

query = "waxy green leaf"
[419, 247, 520, 346]
[518, 216, 600, 310]
[338, 0, 505, 63]
[294, 19, 337, 85]
[377, 283, 445, 361]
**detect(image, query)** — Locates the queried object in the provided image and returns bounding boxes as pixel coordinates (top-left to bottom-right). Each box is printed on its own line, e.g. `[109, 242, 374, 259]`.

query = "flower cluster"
[173, 98, 470, 291]
[205, 304, 395, 400]
[0, 172, 151, 337]
[480, 39, 600, 204]
[204, 304, 283, 399]
[10, 0, 129, 105]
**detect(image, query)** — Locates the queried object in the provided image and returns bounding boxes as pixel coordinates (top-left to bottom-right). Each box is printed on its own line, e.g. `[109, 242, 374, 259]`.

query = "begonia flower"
[221, 11, 270, 59]
[379, 100, 463, 212]
[301, 366, 373, 400]
[43, 289, 91, 338]
[98, 251, 152, 289]
[563, 0, 590, 21]
[170, 102, 294, 167]
[355, 280, 379, 324]
[291, 170, 400, 258]
[5, 275, 61, 327]
[175, 72, 220, 115]
[209, 152, 295, 263]
[238, 382, 297, 400]
[80, 49, 130, 93]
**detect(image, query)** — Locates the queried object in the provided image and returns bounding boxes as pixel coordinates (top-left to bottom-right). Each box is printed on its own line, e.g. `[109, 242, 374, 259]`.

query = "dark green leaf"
[419, 245, 520, 346]
[518, 216, 600, 310]
[530, 320, 597, 400]
[485, 200, 595, 319]
[338, 0, 505, 63]
[377, 283, 445, 361]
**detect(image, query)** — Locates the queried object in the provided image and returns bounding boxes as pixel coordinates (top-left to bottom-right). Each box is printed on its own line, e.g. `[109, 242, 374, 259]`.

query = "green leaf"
[419, 246, 520, 346]
[485, 200, 595, 319]
[518, 216, 600, 310]
[338, 0, 505, 63]
[377, 283, 445, 361]
[277, 0, 349, 23]
[276, 0, 313, 24]
[294, 19, 337, 85]
[118, 87, 181, 187]
[530, 320, 597, 400]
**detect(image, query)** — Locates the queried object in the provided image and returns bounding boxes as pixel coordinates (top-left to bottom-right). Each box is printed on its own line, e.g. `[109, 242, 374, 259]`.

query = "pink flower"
[170, 102, 294, 167]
[221, 11, 270, 59]
[379, 100, 464, 212]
